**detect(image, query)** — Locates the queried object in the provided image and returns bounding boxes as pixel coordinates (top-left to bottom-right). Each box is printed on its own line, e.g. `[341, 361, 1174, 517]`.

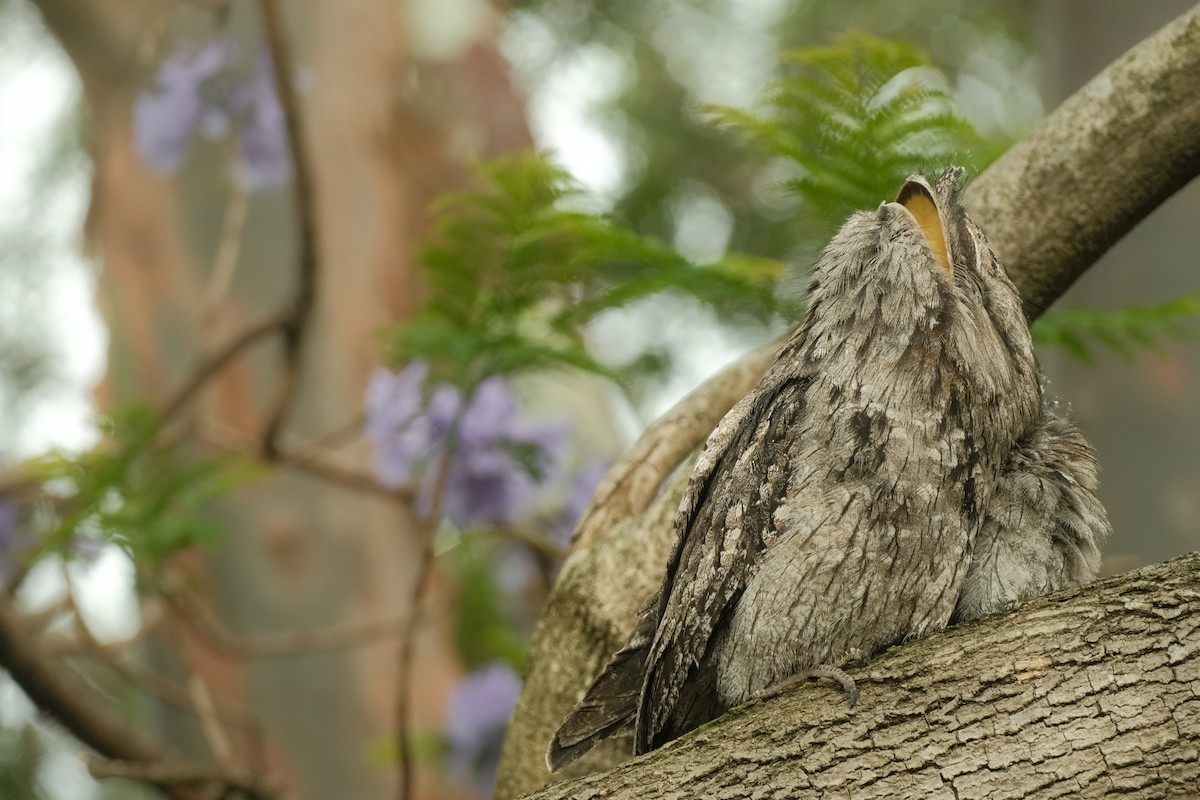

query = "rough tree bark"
[528, 551, 1200, 800]
[496, 5, 1200, 798]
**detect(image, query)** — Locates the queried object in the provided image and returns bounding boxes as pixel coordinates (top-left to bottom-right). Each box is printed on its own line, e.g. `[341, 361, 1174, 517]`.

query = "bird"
[546, 170, 1110, 772]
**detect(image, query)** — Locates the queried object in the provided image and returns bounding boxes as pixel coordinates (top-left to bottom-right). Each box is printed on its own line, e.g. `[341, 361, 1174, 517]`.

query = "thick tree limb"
[525, 552, 1200, 800]
[497, 5, 1200, 797]
[967, 4, 1200, 321]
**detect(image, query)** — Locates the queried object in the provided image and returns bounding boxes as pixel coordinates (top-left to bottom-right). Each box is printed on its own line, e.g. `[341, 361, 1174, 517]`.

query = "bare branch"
[160, 311, 290, 423]
[186, 671, 234, 767]
[167, 592, 412, 659]
[273, 437, 413, 501]
[256, 0, 320, 458]
[84, 754, 282, 799]
[0, 593, 159, 756]
[89, 649, 270, 771]
[201, 177, 250, 330]
[396, 451, 456, 800]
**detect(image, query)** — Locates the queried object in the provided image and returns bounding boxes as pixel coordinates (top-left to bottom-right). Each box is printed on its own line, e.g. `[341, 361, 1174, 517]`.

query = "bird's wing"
[953, 405, 1110, 622]
[635, 343, 812, 752]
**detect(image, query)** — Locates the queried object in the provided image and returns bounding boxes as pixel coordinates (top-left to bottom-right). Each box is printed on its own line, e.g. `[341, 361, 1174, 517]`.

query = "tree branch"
[160, 311, 290, 423]
[167, 591, 414, 659]
[84, 754, 281, 798]
[0, 594, 280, 800]
[967, 4, 1200, 320]
[0, 594, 162, 764]
[525, 552, 1200, 800]
[256, 0, 320, 459]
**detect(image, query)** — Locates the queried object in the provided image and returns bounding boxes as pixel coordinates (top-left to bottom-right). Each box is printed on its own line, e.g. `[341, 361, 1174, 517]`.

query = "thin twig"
[199, 420, 416, 503]
[256, 0, 320, 459]
[202, 173, 250, 331]
[199, 422, 566, 559]
[274, 437, 414, 501]
[485, 525, 568, 562]
[308, 412, 367, 450]
[43, 600, 165, 657]
[169, 591, 414, 659]
[188, 671, 234, 766]
[83, 754, 282, 799]
[395, 449, 456, 800]
[160, 310, 290, 423]
[0, 593, 162, 760]
[95, 650, 269, 771]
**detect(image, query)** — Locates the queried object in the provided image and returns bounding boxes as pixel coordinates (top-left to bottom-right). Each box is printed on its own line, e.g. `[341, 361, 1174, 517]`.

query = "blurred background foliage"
[0, 1, 1198, 798]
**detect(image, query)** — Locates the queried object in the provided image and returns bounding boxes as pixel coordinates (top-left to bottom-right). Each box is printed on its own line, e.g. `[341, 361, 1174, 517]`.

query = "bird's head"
[802, 169, 1039, 436]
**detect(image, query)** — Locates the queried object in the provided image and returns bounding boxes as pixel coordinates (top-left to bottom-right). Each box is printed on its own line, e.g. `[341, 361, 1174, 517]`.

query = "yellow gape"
[896, 180, 952, 274]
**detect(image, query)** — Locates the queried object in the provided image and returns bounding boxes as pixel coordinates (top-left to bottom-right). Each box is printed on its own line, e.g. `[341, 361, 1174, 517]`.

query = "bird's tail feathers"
[545, 596, 657, 772]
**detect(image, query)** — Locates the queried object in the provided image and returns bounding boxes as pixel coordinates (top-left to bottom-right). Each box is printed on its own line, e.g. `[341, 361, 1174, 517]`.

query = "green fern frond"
[707, 31, 988, 232]
[385, 153, 790, 388]
[1032, 297, 1200, 363]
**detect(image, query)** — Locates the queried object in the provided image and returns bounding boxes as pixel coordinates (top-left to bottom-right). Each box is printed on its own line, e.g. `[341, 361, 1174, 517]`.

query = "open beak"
[894, 178, 952, 274]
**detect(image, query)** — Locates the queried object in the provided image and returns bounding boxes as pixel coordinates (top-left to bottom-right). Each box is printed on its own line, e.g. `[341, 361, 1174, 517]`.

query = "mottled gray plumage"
[953, 401, 1110, 622]
[547, 171, 1110, 772]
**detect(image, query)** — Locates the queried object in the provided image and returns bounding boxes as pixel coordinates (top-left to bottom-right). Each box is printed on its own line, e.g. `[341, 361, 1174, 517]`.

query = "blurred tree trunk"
[29, 0, 531, 797]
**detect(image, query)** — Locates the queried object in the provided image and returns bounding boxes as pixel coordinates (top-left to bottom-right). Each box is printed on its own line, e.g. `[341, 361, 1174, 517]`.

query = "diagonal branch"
[967, 4, 1200, 320]
[168, 591, 413, 659]
[84, 754, 280, 797]
[160, 311, 290, 423]
[256, 0, 320, 459]
[0, 594, 282, 800]
[0, 594, 162, 763]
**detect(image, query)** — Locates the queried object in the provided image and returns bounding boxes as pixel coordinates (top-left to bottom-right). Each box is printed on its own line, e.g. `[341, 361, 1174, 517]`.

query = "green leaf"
[382, 152, 788, 389]
[707, 31, 996, 236]
[26, 404, 261, 572]
[443, 535, 529, 672]
[1032, 297, 1200, 363]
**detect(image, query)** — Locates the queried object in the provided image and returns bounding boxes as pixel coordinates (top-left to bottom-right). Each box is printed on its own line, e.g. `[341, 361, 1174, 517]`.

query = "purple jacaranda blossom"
[364, 364, 570, 529]
[445, 662, 522, 793]
[365, 361, 455, 487]
[133, 37, 294, 188]
[134, 39, 236, 174]
[231, 50, 293, 188]
[495, 457, 613, 595]
[437, 378, 570, 529]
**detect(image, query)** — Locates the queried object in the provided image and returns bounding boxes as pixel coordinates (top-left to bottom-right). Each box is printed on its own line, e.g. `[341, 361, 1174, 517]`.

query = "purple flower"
[492, 458, 612, 594]
[364, 364, 570, 529]
[445, 662, 522, 792]
[365, 362, 457, 487]
[133, 37, 294, 188]
[231, 50, 293, 188]
[134, 39, 236, 173]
